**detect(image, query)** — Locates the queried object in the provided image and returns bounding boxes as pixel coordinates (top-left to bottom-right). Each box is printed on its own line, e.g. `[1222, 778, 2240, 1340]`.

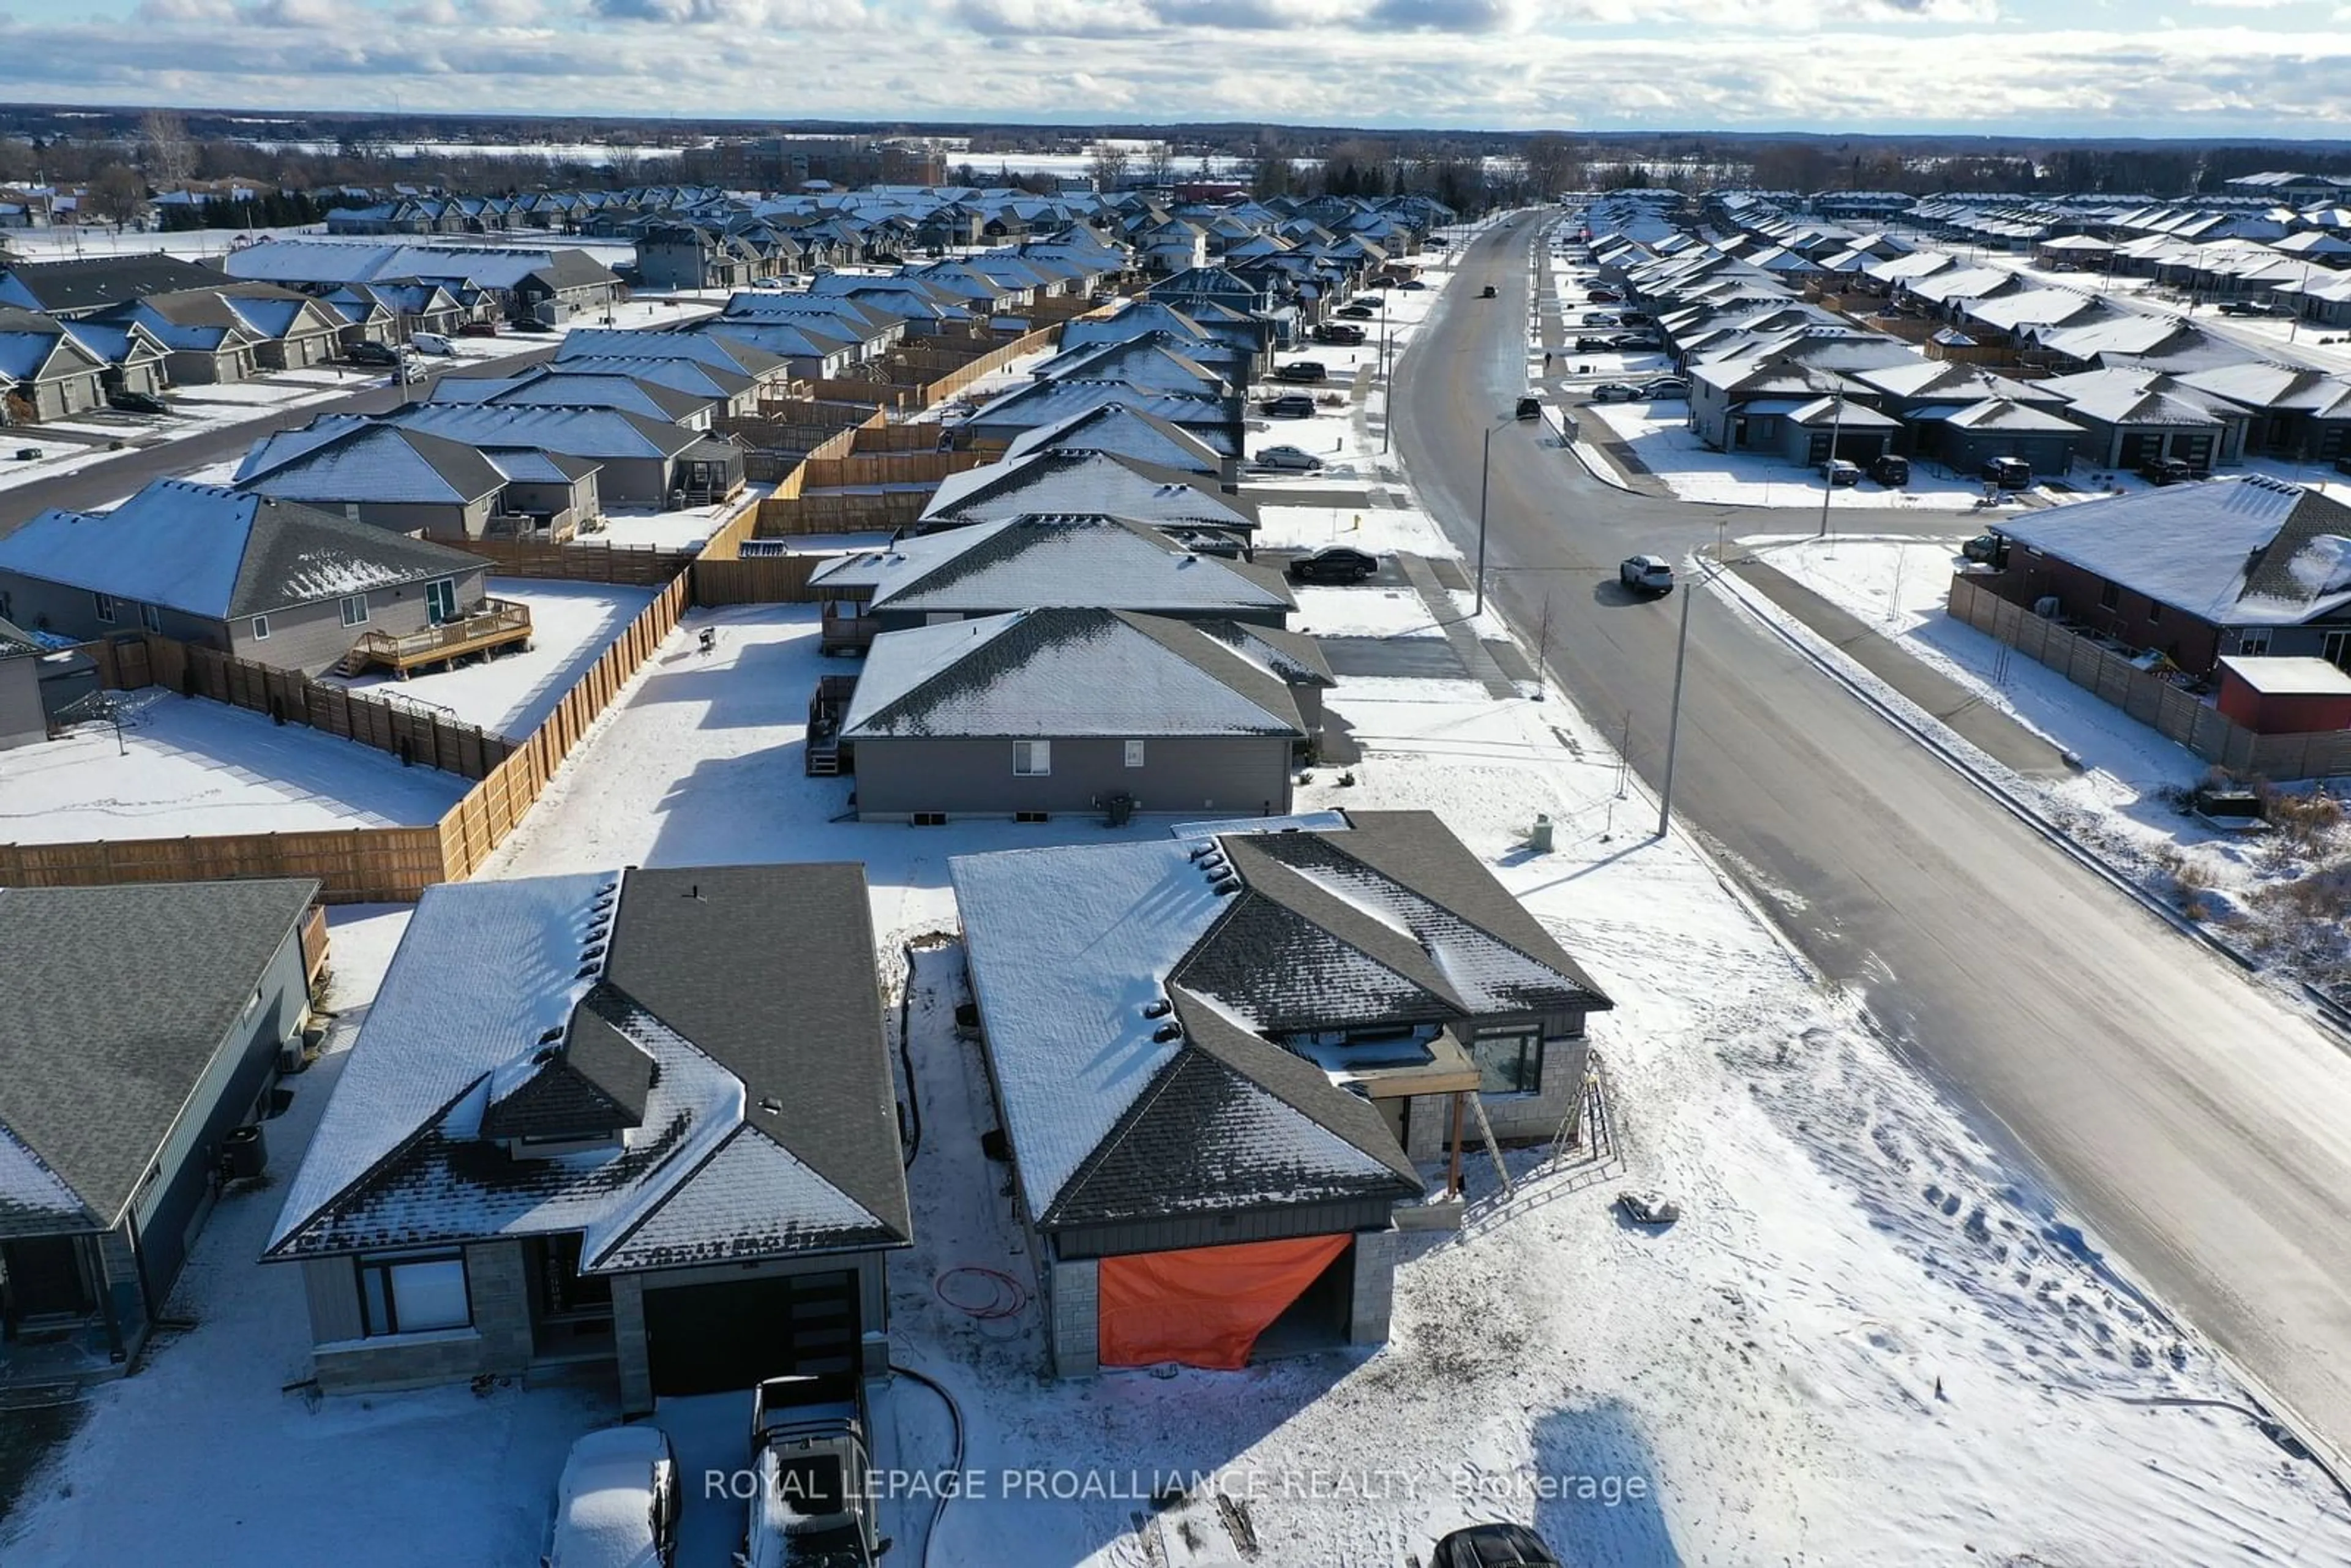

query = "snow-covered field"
[0, 695, 470, 842]
[323, 579, 656, 738]
[1740, 533, 2351, 993]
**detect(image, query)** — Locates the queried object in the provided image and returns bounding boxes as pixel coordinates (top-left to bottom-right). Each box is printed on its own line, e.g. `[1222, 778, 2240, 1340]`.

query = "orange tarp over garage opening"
[1098, 1234, 1353, 1370]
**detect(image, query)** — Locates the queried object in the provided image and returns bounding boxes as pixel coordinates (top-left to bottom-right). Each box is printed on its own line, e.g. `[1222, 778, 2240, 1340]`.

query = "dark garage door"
[642, 1269, 858, 1398]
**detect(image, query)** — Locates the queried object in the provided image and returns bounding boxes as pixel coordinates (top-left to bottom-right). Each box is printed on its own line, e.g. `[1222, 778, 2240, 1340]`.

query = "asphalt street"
[1395, 214, 2351, 1465]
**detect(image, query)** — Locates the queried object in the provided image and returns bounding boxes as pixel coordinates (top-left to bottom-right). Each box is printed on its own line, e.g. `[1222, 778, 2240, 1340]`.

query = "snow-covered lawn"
[1288, 582, 1447, 639]
[323, 579, 657, 738]
[0, 696, 470, 842]
[579, 482, 767, 552]
[1254, 503, 1435, 554]
[1585, 403, 2030, 511]
[1741, 534, 2351, 990]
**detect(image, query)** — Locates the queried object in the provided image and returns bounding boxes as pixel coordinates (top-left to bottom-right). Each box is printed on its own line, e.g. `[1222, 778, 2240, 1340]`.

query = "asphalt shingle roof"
[0, 879, 319, 1237]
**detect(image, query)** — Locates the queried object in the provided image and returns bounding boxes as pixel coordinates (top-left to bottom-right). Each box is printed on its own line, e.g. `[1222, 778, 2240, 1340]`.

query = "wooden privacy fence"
[94, 634, 514, 777]
[0, 827, 451, 906]
[690, 555, 828, 606]
[464, 537, 697, 585]
[756, 491, 931, 536]
[1947, 576, 2351, 779]
[800, 449, 994, 489]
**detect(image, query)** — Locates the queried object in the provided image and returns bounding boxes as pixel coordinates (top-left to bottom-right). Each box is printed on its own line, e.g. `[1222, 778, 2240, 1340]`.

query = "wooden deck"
[337, 598, 533, 678]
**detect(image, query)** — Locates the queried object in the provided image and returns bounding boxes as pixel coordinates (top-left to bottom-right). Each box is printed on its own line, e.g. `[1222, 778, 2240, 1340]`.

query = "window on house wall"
[251, 615, 271, 640]
[2239, 629, 2272, 656]
[1013, 739, 1051, 776]
[140, 603, 161, 634]
[0, 591, 10, 620]
[92, 593, 116, 624]
[2148, 603, 2162, 625]
[355, 1250, 471, 1337]
[341, 596, 370, 628]
[2098, 582, 2119, 612]
[1124, 739, 1146, 768]
[1470, 1026, 1544, 1096]
[2324, 631, 2349, 672]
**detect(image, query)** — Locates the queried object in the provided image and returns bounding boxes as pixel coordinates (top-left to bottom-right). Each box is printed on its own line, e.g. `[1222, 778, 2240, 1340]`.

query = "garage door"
[642, 1269, 858, 1398]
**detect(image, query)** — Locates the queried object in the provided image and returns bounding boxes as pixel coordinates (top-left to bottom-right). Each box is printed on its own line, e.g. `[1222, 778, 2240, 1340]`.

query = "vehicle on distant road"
[1590, 383, 1643, 402]
[1962, 533, 2009, 567]
[1286, 546, 1379, 584]
[1258, 393, 1318, 418]
[1514, 396, 1542, 420]
[1619, 554, 1674, 596]
[1253, 444, 1324, 471]
[543, 1424, 678, 1568]
[1275, 361, 1330, 383]
[1480, 283, 1498, 298]
[509, 318, 554, 334]
[107, 390, 168, 414]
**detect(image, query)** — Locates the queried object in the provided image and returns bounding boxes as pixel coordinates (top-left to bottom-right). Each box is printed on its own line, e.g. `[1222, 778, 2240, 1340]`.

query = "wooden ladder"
[1466, 1091, 1512, 1198]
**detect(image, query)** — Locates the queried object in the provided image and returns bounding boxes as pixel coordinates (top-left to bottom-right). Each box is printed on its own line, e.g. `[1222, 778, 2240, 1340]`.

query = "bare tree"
[1089, 140, 1130, 195]
[90, 164, 149, 229]
[140, 110, 196, 189]
[1142, 140, 1177, 189]
[1522, 133, 1581, 201]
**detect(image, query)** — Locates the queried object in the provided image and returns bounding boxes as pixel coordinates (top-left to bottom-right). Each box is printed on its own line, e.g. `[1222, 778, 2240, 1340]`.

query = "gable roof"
[0, 253, 226, 315]
[999, 400, 1226, 475]
[811, 514, 1291, 618]
[0, 880, 320, 1238]
[235, 419, 508, 506]
[948, 810, 1612, 1228]
[268, 865, 909, 1269]
[841, 606, 1305, 742]
[0, 480, 489, 620]
[921, 449, 1257, 535]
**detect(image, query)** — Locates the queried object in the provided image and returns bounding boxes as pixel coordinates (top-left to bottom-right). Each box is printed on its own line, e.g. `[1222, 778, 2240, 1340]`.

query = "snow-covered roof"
[1994, 478, 2351, 628]
[0, 479, 487, 620]
[921, 449, 1256, 534]
[810, 514, 1290, 618]
[2217, 655, 2351, 697]
[269, 865, 909, 1269]
[839, 607, 1305, 742]
[1000, 400, 1227, 475]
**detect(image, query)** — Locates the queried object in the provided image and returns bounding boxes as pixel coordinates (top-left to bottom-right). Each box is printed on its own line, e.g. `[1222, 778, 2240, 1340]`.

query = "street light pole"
[1655, 567, 1695, 839]
[1814, 387, 1845, 540]
[1381, 307, 1393, 454]
[1475, 424, 1492, 615]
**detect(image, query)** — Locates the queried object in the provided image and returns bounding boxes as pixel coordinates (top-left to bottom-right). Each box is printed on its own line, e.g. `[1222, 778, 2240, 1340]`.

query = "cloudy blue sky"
[3, 0, 2348, 135]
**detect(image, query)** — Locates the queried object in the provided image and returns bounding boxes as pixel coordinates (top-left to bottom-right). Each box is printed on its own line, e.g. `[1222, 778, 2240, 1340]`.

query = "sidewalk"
[1722, 550, 2072, 778]
[1397, 550, 1520, 699]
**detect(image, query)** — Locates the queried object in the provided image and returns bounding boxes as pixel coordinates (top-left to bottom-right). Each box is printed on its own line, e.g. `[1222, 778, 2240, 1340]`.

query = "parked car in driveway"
[1981, 455, 2033, 490]
[509, 318, 554, 334]
[107, 389, 168, 414]
[544, 1425, 678, 1568]
[1870, 452, 1910, 486]
[1822, 459, 1862, 487]
[1619, 555, 1674, 596]
[345, 340, 401, 367]
[408, 331, 456, 356]
[1574, 336, 1619, 352]
[1336, 303, 1377, 320]
[1591, 383, 1643, 402]
[1258, 393, 1318, 418]
[1254, 444, 1324, 471]
[1275, 360, 1330, 383]
[1583, 311, 1620, 326]
[1286, 546, 1379, 583]
[2141, 456, 2201, 485]
[1586, 287, 1622, 302]
[1641, 377, 1689, 400]
[1313, 323, 1366, 345]
[1402, 279, 1429, 290]
[457, 320, 499, 338]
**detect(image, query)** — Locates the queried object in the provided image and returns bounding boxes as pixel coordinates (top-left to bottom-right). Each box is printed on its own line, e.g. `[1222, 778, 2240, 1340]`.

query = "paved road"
[1397, 214, 2351, 1462]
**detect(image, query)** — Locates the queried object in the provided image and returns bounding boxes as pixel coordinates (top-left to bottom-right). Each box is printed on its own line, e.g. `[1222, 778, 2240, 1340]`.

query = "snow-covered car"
[544, 1425, 679, 1568]
[1253, 445, 1324, 472]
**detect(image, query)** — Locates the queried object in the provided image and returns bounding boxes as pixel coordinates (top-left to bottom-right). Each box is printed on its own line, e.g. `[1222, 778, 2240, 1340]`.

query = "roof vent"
[1211, 876, 1242, 896]
[758, 1096, 783, 1114]
[1152, 1023, 1183, 1043]
[537, 1026, 564, 1045]
[575, 964, 599, 980]
[531, 1044, 560, 1065]
[1142, 998, 1172, 1018]
[1188, 842, 1217, 861]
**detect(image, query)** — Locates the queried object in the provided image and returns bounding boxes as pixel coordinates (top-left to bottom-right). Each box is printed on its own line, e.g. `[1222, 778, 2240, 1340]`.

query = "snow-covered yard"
[1254, 503, 1433, 554]
[323, 578, 657, 738]
[1288, 581, 1447, 639]
[1739, 533, 2351, 994]
[1584, 402, 2046, 512]
[577, 481, 767, 552]
[0, 695, 470, 842]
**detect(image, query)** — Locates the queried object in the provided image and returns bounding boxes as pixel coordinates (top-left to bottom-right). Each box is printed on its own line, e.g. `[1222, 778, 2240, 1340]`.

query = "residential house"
[0, 253, 225, 320]
[807, 512, 1299, 655]
[432, 367, 717, 429]
[948, 809, 1613, 1374]
[0, 880, 323, 1389]
[998, 401, 1230, 479]
[1978, 477, 2351, 675]
[2173, 362, 2351, 464]
[1907, 399, 2086, 476]
[918, 449, 1258, 552]
[2039, 368, 2241, 473]
[265, 866, 910, 1412]
[829, 607, 1312, 819]
[959, 377, 1244, 459]
[0, 480, 501, 674]
[55, 318, 170, 399]
[0, 615, 47, 749]
[0, 306, 107, 421]
[386, 403, 740, 508]
[234, 418, 516, 541]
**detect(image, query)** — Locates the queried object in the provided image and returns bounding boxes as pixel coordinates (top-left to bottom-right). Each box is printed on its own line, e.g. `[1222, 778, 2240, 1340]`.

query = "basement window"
[912, 812, 948, 827]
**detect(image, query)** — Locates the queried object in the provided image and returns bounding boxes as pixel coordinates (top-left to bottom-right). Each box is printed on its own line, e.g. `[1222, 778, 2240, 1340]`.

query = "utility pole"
[1655, 572, 1695, 839]
[1475, 424, 1494, 616]
[1813, 387, 1845, 541]
[1380, 307, 1393, 453]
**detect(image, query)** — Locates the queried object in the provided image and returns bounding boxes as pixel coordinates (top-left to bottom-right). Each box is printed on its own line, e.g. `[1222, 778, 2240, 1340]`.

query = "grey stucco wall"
[853, 733, 1294, 820]
[0, 577, 222, 651]
[1347, 1229, 1397, 1345]
[0, 655, 43, 749]
[1048, 1256, 1098, 1377]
